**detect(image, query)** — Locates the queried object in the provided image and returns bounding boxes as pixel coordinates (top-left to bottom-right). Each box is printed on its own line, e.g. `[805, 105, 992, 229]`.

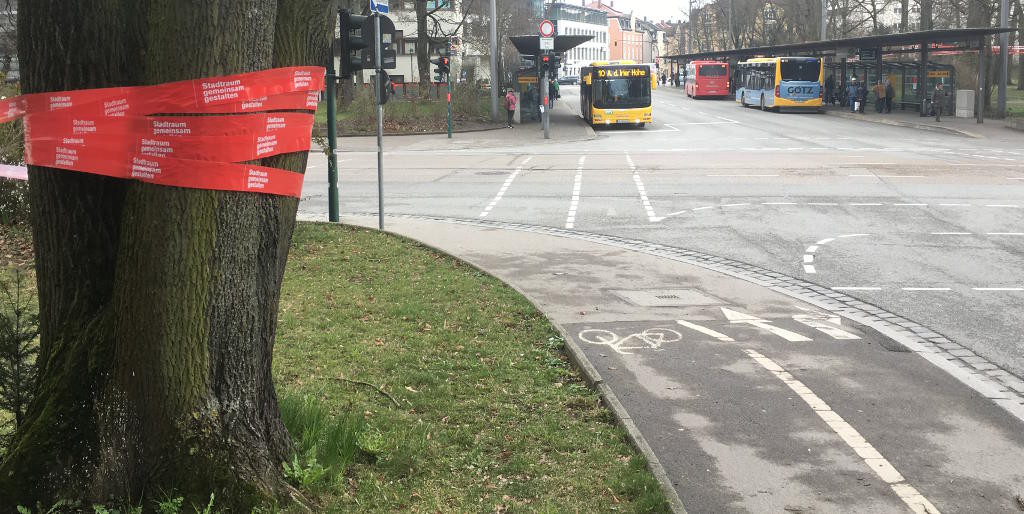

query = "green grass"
[1004, 84, 1024, 118]
[315, 85, 495, 134]
[274, 223, 670, 512]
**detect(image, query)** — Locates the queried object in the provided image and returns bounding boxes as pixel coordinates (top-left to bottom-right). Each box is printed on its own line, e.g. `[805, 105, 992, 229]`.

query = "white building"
[547, 3, 609, 77]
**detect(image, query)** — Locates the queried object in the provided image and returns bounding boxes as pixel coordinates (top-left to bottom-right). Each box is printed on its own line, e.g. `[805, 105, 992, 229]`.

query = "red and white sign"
[539, 19, 554, 38]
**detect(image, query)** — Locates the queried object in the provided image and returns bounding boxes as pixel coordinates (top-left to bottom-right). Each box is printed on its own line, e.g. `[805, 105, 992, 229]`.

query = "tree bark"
[0, 0, 332, 508]
[417, 0, 431, 96]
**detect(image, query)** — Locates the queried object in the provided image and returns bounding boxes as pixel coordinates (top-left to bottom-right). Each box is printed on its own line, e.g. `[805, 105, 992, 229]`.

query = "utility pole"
[489, 0, 499, 121]
[326, 19, 340, 223]
[998, 0, 1008, 117]
[821, 0, 827, 40]
[374, 12, 384, 230]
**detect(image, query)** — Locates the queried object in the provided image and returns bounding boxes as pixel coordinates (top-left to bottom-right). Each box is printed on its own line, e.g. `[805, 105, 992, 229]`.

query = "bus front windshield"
[593, 77, 651, 109]
[780, 59, 820, 82]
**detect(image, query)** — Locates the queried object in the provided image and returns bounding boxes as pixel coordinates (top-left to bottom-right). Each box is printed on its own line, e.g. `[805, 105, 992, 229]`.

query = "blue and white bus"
[736, 57, 823, 112]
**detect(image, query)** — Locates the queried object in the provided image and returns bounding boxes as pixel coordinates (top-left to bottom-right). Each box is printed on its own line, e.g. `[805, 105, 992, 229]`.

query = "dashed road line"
[479, 165, 523, 218]
[675, 319, 734, 342]
[745, 349, 942, 514]
[628, 153, 663, 222]
[565, 156, 585, 229]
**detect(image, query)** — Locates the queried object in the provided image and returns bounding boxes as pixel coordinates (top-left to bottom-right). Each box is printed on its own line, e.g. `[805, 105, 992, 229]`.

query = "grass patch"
[1004, 84, 1024, 118]
[316, 84, 498, 135]
[274, 222, 669, 512]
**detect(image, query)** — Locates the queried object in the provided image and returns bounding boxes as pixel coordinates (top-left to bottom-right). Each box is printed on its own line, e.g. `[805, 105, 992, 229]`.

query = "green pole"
[447, 71, 453, 139]
[326, 36, 340, 222]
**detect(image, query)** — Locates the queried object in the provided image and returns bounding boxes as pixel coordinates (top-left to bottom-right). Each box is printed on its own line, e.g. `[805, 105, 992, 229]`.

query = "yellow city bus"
[580, 61, 654, 127]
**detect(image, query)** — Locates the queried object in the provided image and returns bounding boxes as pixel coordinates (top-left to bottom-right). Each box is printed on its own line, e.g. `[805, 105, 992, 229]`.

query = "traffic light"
[541, 54, 551, 73]
[550, 55, 562, 74]
[376, 71, 393, 105]
[339, 9, 368, 78]
[431, 51, 450, 82]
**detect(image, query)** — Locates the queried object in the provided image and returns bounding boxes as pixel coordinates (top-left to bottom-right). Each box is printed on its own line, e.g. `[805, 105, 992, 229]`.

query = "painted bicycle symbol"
[577, 327, 683, 355]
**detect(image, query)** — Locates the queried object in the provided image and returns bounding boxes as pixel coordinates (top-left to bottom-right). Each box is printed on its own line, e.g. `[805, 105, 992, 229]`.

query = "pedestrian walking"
[884, 79, 894, 113]
[847, 78, 859, 113]
[932, 82, 945, 122]
[874, 80, 886, 113]
[825, 74, 835, 106]
[504, 88, 516, 128]
[856, 81, 868, 113]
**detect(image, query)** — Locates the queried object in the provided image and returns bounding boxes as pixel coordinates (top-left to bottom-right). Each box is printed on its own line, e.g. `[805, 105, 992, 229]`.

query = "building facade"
[547, 3, 609, 77]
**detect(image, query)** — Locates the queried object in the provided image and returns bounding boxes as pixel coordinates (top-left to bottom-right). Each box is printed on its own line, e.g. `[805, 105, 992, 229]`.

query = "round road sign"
[539, 19, 554, 38]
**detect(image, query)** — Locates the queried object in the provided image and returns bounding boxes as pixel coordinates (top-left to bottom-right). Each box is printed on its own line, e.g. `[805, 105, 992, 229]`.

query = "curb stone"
[345, 213, 1024, 426]
[823, 109, 981, 138]
[312, 219, 687, 513]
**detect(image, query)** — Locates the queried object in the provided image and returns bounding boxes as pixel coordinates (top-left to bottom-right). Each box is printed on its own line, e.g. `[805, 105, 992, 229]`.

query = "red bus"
[685, 60, 730, 98]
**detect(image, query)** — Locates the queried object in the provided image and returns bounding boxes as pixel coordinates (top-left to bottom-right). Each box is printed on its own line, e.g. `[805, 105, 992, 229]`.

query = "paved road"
[300, 86, 1024, 512]
[302, 85, 1024, 378]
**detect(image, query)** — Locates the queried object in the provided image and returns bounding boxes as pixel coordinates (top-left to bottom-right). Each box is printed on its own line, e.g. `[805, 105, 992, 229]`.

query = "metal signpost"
[371, 0, 388, 229]
[539, 20, 553, 140]
[326, 28, 340, 222]
[447, 44, 453, 139]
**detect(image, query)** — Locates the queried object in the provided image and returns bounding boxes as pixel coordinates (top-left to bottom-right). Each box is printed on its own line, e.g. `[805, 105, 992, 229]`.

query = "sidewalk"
[322, 99, 595, 153]
[342, 214, 1024, 514]
[822, 103, 1020, 139]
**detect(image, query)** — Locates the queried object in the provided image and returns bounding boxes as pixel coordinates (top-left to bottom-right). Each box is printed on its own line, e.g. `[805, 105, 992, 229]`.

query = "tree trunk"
[1017, 0, 1023, 89]
[417, 0, 431, 96]
[900, 0, 909, 30]
[0, 0, 332, 508]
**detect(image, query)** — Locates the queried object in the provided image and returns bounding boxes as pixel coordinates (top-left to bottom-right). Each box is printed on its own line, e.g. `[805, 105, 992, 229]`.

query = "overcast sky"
[600, 0, 688, 23]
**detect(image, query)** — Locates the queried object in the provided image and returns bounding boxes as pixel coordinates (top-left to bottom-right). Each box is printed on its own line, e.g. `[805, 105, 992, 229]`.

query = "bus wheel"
[760, 95, 766, 111]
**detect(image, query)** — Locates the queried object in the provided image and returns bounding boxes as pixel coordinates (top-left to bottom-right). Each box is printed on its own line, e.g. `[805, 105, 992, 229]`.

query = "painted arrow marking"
[676, 319, 735, 342]
[792, 314, 861, 340]
[721, 307, 812, 342]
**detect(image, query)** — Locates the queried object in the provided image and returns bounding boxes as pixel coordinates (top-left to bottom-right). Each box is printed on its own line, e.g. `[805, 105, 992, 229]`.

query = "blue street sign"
[370, 0, 389, 13]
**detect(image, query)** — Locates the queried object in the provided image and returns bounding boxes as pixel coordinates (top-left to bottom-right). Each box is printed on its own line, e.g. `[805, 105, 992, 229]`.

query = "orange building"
[585, 1, 647, 62]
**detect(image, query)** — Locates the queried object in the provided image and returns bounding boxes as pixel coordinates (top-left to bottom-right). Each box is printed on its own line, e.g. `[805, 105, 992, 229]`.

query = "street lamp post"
[489, 0, 499, 122]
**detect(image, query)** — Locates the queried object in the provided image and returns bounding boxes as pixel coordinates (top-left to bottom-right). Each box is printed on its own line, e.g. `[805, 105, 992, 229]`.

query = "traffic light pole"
[326, 28, 340, 223]
[542, 52, 550, 140]
[374, 13, 385, 230]
[447, 67, 453, 139]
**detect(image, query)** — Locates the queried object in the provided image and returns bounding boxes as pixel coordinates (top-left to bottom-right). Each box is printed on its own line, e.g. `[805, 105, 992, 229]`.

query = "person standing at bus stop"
[847, 78, 859, 112]
[874, 80, 886, 113]
[932, 82, 945, 122]
[884, 79, 895, 113]
[504, 88, 517, 128]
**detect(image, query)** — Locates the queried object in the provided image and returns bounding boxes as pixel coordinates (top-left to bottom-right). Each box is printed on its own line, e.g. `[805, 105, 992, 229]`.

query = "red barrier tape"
[0, 66, 325, 197]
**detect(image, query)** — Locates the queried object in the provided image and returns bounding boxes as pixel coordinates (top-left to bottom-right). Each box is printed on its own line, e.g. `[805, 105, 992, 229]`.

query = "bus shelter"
[664, 28, 1014, 123]
[825, 61, 956, 113]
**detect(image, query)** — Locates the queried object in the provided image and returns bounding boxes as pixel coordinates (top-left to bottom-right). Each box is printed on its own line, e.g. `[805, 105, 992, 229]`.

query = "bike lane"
[340, 214, 1024, 514]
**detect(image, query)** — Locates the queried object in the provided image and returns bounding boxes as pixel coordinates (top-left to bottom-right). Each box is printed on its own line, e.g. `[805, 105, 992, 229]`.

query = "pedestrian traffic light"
[431, 52, 450, 82]
[339, 9, 368, 78]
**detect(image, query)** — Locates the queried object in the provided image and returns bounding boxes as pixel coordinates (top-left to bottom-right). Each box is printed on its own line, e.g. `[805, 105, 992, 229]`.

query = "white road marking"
[692, 206, 715, 211]
[838, 233, 870, 238]
[721, 203, 750, 208]
[666, 210, 688, 216]
[707, 174, 779, 177]
[675, 320, 735, 342]
[985, 204, 1020, 208]
[523, 156, 534, 164]
[803, 255, 814, 264]
[972, 287, 1024, 291]
[663, 124, 680, 131]
[804, 265, 817, 274]
[848, 175, 925, 178]
[792, 314, 860, 340]
[816, 238, 836, 245]
[806, 245, 819, 253]
[1008, 177, 1024, 180]
[902, 287, 951, 291]
[715, 115, 740, 123]
[479, 166, 522, 218]
[565, 156, 585, 229]
[832, 287, 882, 291]
[744, 349, 941, 514]
[628, 153, 662, 222]
[721, 308, 812, 342]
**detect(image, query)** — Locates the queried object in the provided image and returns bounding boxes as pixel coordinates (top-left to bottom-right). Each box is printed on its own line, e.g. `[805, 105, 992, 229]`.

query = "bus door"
[777, 59, 821, 103]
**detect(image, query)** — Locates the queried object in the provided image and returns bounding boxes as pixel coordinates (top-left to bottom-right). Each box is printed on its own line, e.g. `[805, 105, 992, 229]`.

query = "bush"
[0, 269, 39, 454]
